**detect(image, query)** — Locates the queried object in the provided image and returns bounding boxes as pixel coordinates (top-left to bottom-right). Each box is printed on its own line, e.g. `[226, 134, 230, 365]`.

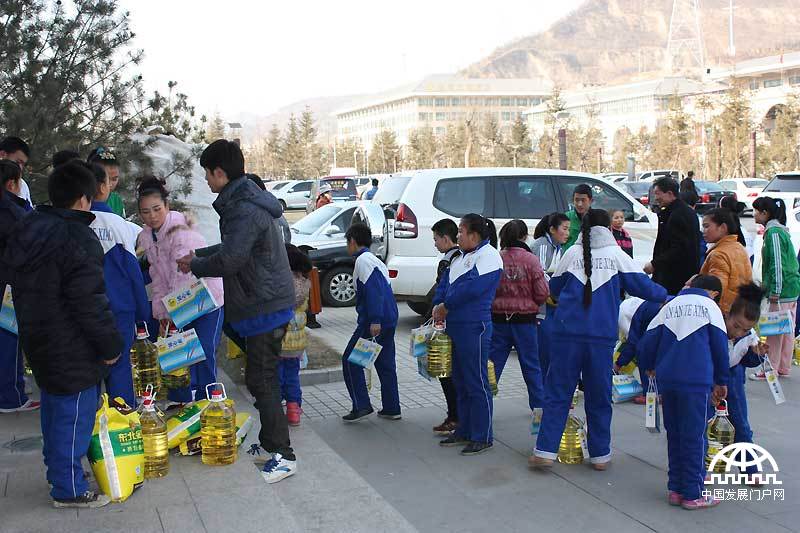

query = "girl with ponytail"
[723, 282, 769, 481]
[752, 196, 800, 378]
[137, 177, 225, 406]
[531, 208, 667, 470]
[431, 213, 503, 455]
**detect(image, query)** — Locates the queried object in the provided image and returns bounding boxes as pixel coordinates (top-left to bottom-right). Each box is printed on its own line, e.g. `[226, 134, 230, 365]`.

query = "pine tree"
[298, 107, 325, 177]
[368, 130, 401, 173]
[708, 82, 753, 179]
[647, 94, 694, 172]
[509, 116, 534, 167]
[266, 124, 284, 178]
[406, 127, 440, 169]
[283, 114, 304, 178]
[758, 93, 800, 175]
[0, 0, 144, 182]
[139, 81, 206, 144]
[206, 112, 227, 142]
[479, 114, 509, 167]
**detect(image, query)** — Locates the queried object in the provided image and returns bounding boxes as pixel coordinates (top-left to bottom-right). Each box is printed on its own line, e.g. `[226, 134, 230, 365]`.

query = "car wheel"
[279, 199, 287, 210]
[322, 266, 356, 307]
[407, 301, 430, 316]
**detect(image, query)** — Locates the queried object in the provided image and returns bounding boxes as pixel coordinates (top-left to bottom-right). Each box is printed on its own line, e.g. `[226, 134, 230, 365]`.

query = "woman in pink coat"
[489, 219, 550, 419]
[137, 178, 224, 404]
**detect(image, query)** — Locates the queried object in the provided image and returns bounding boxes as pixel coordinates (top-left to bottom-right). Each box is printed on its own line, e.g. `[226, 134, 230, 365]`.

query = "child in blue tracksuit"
[615, 297, 662, 403]
[531, 209, 667, 469]
[89, 164, 149, 406]
[341, 223, 400, 422]
[638, 275, 729, 510]
[715, 282, 768, 481]
[432, 214, 503, 455]
[0, 160, 35, 413]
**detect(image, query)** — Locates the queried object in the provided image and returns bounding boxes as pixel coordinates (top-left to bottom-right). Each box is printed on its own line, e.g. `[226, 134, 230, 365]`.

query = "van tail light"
[702, 193, 710, 203]
[639, 195, 649, 205]
[394, 203, 418, 238]
[388, 269, 398, 278]
[747, 192, 758, 197]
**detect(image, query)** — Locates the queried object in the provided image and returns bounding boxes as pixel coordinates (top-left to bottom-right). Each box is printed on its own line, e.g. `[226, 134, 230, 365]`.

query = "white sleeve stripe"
[772, 232, 783, 295]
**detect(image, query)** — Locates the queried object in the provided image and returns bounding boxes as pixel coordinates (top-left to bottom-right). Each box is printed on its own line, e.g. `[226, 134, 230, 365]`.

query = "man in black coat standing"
[644, 177, 700, 295]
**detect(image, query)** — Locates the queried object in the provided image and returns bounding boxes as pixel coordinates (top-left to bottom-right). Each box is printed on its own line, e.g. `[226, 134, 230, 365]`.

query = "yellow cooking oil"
[200, 383, 237, 466]
[131, 324, 161, 399]
[139, 387, 169, 478]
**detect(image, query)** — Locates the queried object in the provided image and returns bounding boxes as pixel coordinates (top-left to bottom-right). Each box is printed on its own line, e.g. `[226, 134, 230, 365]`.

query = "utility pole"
[558, 129, 567, 170]
[725, 0, 737, 58]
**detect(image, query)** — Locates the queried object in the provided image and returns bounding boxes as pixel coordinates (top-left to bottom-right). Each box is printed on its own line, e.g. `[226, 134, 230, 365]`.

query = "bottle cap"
[210, 389, 223, 400]
[715, 401, 728, 415]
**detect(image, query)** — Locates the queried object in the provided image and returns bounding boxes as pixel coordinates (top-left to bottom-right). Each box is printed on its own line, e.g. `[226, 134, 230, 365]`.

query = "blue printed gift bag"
[0, 287, 17, 335]
[611, 374, 642, 403]
[347, 338, 382, 368]
[162, 279, 220, 330]
[758, 303, 794, 337]
[157, 329, 206, 373]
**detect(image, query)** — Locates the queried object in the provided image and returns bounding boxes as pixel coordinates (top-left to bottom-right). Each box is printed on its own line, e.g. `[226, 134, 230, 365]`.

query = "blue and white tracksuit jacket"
[90, 202, 149, 405]
[616, 298, 662, 393]
[534, 227, 667, 463]
[433, 240, 503, 443]
[638, 288, 729, 500]
[342, 248, 399, 413]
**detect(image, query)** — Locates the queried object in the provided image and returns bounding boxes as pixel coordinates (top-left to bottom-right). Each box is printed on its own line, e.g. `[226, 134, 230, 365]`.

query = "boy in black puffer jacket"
[5, 161, 122, 509]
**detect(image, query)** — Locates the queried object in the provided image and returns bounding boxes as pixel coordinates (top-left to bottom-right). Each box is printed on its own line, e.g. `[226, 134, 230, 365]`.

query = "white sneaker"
[261, 453, 297, 484]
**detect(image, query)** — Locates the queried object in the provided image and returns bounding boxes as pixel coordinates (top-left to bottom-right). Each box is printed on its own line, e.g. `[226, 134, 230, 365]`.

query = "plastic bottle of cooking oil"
[558, 394, 585, 464]
[160, 323, 191, 390]
[131, 323, 161, 400]
[705, 400, 735, 473]
[139, 386, 169, 478]
[426, 325, 452, 378]
[794, 336, 800, 366]
[487, 360, 498, 396]
[200, 383, 237, 466]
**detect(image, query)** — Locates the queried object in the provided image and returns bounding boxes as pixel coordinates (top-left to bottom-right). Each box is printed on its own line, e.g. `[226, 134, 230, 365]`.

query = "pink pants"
[766, 301, 797, 374]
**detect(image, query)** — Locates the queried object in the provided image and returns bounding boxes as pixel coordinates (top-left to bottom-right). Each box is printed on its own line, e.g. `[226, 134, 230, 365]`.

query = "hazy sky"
[120, 0, 584, 118]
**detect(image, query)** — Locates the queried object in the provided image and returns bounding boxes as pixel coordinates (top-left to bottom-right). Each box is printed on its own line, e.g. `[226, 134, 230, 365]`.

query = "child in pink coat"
[137, 178, 224, 404]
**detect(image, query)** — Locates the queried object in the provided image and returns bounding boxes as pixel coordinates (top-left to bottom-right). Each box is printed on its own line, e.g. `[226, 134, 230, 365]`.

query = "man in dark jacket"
[177, 140, 297, 484]
[5, 161, 122, 508]
[645, 177, 700, 295]
[0, 159, 36, 413]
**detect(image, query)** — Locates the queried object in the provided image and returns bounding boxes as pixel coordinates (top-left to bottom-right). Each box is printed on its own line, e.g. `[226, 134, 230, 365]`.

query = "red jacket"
[492, 243, 549, 321]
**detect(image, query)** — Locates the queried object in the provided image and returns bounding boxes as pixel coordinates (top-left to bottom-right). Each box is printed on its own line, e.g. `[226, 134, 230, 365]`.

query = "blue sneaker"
[261, 453, 297, 484]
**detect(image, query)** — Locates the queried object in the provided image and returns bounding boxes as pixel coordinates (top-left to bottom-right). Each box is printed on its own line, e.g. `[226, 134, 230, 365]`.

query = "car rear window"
[271, 181, 290, 191]
[324, 178, 356, 198]
[765, 175, 800, 193]
[433, 177, 491, 217]
[744, 180, 767, 188]
[373, 176, 411, 205]
[696, 181, 725, 192]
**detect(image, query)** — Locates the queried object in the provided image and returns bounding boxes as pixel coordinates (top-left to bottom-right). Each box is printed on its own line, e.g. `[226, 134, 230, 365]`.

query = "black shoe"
[439, 434, 469, 447]
[460, 441, 493, 456]
[307, 321, 322, 330]
[53, 490, 111, 508]
[377, 410, 402, 420]
[342, 407, 374, 423]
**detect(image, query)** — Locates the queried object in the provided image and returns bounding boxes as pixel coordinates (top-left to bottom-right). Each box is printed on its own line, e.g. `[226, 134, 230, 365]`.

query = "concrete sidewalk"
[1, 302, 798, 532]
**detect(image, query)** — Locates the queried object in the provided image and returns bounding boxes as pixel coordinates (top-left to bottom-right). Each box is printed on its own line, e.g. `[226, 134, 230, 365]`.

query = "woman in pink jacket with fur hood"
[137, 178, 224, 405]
[489, 219, 549, 423]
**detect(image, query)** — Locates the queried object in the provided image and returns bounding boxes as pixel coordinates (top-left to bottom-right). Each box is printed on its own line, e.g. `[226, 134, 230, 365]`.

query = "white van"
[356, 168, 657, 314]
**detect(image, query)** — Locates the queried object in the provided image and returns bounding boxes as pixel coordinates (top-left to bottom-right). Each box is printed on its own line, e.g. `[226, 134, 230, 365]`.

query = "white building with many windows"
[525, 77, 726, 153]
[335, 74, 552, 148]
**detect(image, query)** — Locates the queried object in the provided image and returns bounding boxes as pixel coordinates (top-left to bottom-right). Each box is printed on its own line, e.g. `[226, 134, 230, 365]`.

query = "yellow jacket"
[700, 234, 753, 314]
